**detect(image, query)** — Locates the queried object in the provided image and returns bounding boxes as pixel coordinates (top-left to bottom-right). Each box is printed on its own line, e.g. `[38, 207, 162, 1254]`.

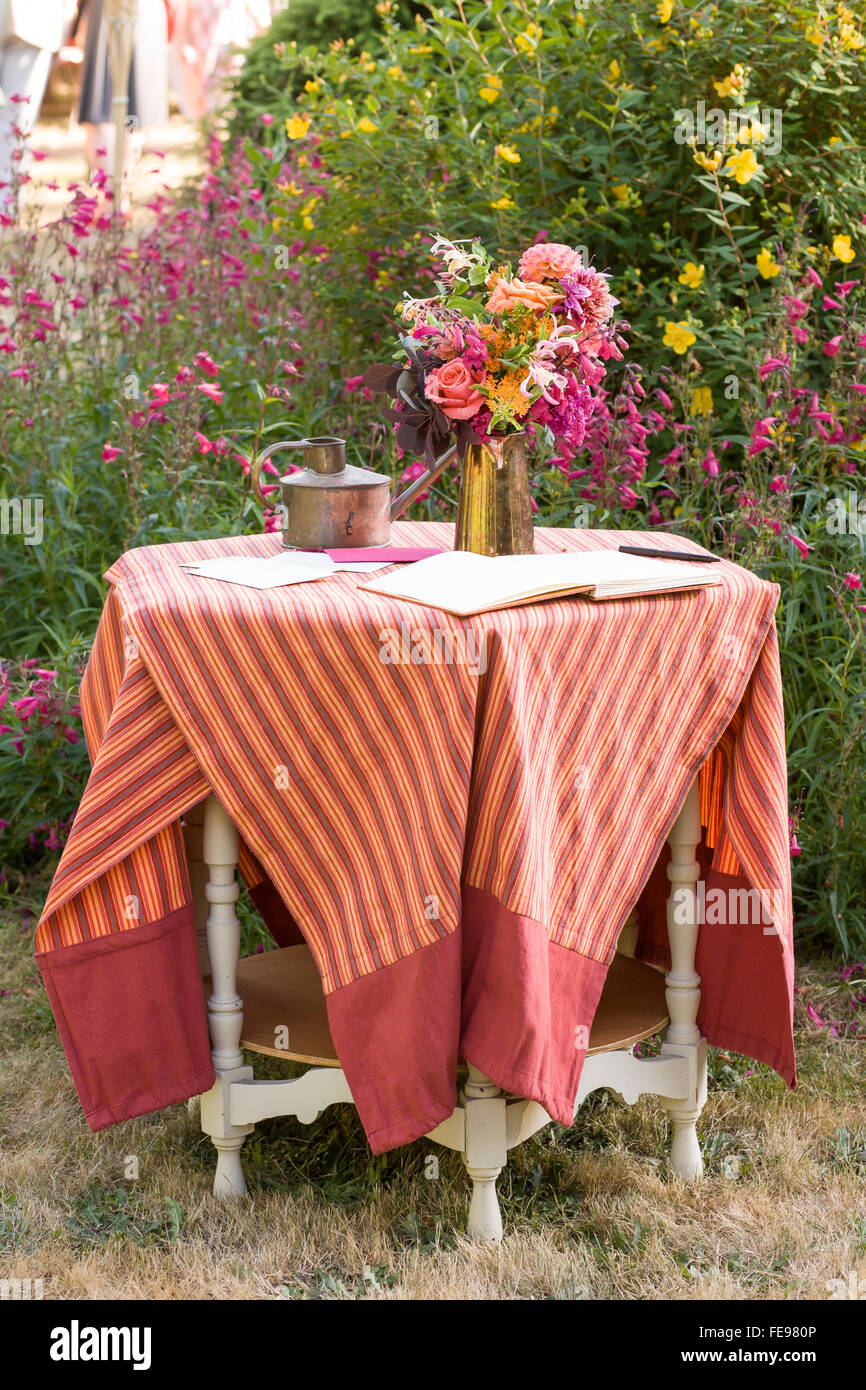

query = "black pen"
[618, 545, 720, 563]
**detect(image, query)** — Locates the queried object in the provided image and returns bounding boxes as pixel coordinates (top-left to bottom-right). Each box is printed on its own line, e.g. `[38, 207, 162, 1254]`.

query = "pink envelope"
[324, 547, 445, 563]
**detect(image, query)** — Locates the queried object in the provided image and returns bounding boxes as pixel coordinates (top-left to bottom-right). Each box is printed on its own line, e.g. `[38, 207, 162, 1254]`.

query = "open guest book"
[360, 547, 723, 616]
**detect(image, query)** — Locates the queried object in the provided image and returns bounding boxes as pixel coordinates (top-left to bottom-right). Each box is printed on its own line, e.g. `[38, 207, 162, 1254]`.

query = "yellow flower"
[495, 143, 521, 163]
[302, 216, 313, 231]
[693, 147, 723, 174]
[678, 261, 705, 289]
[304, 80, 320, 94]
[611, 183, 630, 207]
[737, 118, 765, 145]
[387, 65, 404, 80]
[656, 0, 673, 23]
[277, 179, 303, 197]
[479, 72, 503, 102]
[713, 63, 747, 98]
[285, 113, 312, 139]
[409, 45, 432, 54]
[723, 147, 760, 184]
[663, 321, 697, 354]
[805, 25, 825, 46]
[515, 21, 542, 52]
[756, 247, 781, 278]
[357, 116, 378, 134]
[838, 21, 864, 52]
[829, 135, 844, 147]
[832, 234, 856, 263]
[490, 195, 516, 210]
[607, 59, 622, 81]
[691, 386, 713, 416]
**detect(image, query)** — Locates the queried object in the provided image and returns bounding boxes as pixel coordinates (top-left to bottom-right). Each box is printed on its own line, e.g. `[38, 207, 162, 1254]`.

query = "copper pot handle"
[249, 440, 307, 509]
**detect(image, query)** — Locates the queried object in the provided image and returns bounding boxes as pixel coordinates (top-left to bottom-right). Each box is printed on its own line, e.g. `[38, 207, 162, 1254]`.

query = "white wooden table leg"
[181, 799, 209, 975]
[617, 908, 639, 958]
[199, 794, 254, 1198]
[463, 1065, 507, 1241]
[659, 779, 707, 1180]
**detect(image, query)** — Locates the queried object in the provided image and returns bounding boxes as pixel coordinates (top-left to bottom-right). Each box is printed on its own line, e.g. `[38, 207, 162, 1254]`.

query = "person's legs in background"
[0, 42, 53, 213]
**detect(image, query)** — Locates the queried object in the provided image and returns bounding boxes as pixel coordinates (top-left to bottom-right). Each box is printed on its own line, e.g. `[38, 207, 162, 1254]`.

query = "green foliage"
[229, 0, 422, 113]
[250, 0, 866, 370]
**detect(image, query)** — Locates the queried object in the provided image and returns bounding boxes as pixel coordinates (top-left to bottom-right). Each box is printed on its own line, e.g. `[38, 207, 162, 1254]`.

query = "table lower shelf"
[206, 946, 669, 1068]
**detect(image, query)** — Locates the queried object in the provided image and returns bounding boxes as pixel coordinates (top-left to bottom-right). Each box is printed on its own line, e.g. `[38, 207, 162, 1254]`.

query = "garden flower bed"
[1, 0, 865, 960]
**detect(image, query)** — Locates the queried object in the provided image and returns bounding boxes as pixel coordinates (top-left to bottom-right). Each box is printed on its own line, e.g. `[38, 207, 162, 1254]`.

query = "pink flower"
[656, 388, 674, 411]
[151, 382, 170, 403]
[261, 113, 274, 127]
[789, 833, 801, 857]
[13, 696, 38, 720]
[399, 459, 430, 502]
[784, 296, 809, 322]
[195, 351, 219, 377]
[701, 448, 720, 477]
[843, 572, 862, 591]
[194, 432, 215, 454]
[196, 383, 224, 403]
[63, 727, 80, 743]
[424, 359, 485, 420]
[518, 241, 583, 283]
[824, 336, 843, 357]
[759, 355, 790, 380]
[101, 444, 122, 461]
[788, 533, 813, 558]
[769, 474, 787, 492]
[344, 375, 365, 392]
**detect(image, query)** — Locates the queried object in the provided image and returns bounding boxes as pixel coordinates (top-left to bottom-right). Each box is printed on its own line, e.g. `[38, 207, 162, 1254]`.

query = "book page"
[360, 548, 720, 616]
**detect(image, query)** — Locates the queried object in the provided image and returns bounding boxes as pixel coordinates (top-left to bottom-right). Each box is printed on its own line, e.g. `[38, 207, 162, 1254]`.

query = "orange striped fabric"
[37, 523, 792, 999]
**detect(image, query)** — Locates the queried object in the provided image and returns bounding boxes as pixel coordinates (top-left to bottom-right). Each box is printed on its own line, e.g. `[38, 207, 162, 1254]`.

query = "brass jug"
[250, 435, 457, 550]
[454, 433, 535, 557]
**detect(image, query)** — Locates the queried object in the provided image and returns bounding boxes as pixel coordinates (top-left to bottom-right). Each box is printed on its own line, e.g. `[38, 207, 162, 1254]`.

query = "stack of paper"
[180, 552, 389, 590]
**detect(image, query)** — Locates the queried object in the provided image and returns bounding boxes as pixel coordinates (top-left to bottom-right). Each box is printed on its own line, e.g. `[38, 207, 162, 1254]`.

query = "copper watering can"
[250, 432, 535, 555]
[249, 435, 458, 550]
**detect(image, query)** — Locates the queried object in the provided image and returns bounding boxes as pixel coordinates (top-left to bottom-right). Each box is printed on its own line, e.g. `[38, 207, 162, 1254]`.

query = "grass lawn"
[1, 871, 864, 1301]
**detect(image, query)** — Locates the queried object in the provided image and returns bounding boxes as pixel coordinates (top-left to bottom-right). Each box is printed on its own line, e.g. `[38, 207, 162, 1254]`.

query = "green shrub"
[229, 0, 423, 118]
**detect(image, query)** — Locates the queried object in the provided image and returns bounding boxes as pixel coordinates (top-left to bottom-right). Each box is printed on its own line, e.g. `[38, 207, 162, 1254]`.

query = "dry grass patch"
[1, 882, 864, 1300]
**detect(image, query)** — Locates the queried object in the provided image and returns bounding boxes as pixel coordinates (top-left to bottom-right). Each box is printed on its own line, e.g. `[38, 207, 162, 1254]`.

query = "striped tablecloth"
[36, 523, 795, 1151]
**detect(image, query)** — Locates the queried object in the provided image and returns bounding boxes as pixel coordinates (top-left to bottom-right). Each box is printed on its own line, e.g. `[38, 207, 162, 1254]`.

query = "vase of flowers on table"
[364, 234, 628, 556]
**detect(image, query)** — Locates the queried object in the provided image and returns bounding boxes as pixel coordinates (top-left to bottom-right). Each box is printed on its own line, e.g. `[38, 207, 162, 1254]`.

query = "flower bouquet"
[364, 234, 628, 467]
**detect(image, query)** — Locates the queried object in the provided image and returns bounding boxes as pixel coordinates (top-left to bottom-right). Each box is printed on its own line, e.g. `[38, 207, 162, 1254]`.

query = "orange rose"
[424, 359, 485, 419]
[485, 276, 564, 314]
